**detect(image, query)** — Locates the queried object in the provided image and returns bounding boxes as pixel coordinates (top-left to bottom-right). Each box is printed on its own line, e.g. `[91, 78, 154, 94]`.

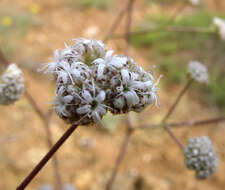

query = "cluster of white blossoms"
[184, 136, 218, 179]
[187, 61, 209, 84]
[0, 64, 25, 105]
[213, 17, 225, 40]
[42, 38, 160, 125]
[189, 0, 200, 6]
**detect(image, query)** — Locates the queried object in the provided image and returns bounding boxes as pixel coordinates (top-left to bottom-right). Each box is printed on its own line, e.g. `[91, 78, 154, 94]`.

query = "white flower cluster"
[0, 64, 25, 105]
[213, 17, 225, 40]
[43, 38, 160, 125]
[187, 61, 209, 84]
[39, 183, 76, 190]
[184, 136, 218, 179]
[189, 0, 200, 6]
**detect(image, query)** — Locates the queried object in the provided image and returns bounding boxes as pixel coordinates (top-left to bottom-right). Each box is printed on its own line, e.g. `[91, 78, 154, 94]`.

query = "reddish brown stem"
[167, 117, 225, 128]
[164, 126, 184, 150]
[16, 123, 79, 190]
[0, 48, 63, 190]
[161, 79, 193, 124]
[106, 127, 134, 190]
[138, 117, 225, 129]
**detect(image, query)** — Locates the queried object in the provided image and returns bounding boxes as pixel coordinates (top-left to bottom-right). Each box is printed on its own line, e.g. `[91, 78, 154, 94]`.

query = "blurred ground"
[0, 0, 225, 190]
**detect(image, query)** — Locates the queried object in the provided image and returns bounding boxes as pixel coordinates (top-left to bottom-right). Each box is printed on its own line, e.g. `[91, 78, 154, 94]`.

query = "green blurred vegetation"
[131, 11, 225, 111]
[0, 9, 40, 58]
[67, 0, 112, 10]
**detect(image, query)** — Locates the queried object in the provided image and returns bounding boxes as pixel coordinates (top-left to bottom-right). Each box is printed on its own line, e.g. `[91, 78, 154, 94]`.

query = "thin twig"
[106, 127, 134, 190]
[137, 117, 225, 130]
[164, 126, 184, 150]
[0, 48, 63, 190]
[125, 0, 135, 55]
[24, 91, 46, 120]
[167, 117, 225, 128]
[158, 79, 193, 150]
[161, 79, 193, 124]
[103, 0, 130, 43]
[43, 110, 63, 190]
[0, 49, 9, 66]
[110, 26, 213, 40]
[16, 123, 79, 190]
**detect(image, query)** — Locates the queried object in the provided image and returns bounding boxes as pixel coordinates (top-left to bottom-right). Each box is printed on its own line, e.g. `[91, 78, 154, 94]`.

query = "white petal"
[92, 111, 101, 122]
[71, 69, 81, 79]
[121, 69, 130, 83]
[93, 58, 105, 65]
[97, 63, 105, 79]
[113, 96, 125, 109]
[63, 95, 73, 103]
[96, 91, 105, 102]
[124, 91, 139, 107]
[77, 105, 91, 114]
[82, 90, 93, 102]
[105, 50, 114, 61]
[96, 105, 106, 115]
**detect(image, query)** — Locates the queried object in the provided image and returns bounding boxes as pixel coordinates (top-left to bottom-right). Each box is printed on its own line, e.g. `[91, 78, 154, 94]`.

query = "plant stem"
[106, 127, 134, 190]
[137, 117, 225, 129]
[110, 26, 214, 39]
[125, 0, 135, 55]
[43, 110, 63, 190]
[159, 79, 193, 150]
[16, 123, 79, 190]
[103, 0, 130, 43]
[161, 79, 193, 124]
[167, 117, 225, 128]
[0, 48, 63, 190]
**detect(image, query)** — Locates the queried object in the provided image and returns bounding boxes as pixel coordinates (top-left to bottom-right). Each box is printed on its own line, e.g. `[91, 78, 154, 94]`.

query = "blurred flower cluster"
[184, 136, 218, 179]
[213, 17, 225, 40]
[188, 61, 209, 84]
[0, 64, 25, 105]
[42, 38, 160, 125]
[189, 0, 200, 6]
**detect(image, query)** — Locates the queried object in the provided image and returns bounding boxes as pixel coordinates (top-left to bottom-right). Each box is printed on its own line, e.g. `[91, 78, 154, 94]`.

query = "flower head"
[189, 0, 200, 6]
[184, 136, 218, 179]
[188, 61, 209, 84]
[213, 17, 225, 40]
[42, 38, 160, 125]
[0, 64, 25, 105]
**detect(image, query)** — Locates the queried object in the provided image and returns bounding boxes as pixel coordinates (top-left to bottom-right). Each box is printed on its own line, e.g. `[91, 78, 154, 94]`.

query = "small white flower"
[0, 64, 25, 105]
[53, 86, 73, 117]
[188, 61, 209, 84]
[77, 89, 107, 122]
[189, 0, 200, 6]
[213, 17, 225, 40]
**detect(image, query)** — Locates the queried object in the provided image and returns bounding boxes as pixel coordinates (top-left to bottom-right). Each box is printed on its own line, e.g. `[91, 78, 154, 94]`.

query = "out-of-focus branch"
[16, 123, 79, 190]
[168, 117, 225, 128]
[103, 0, 130, 43]
[106, 122, 134, 190]
[161, 79, 193, 124]
[125, 0, 135, 55]
[110, 26, 214, 40]
[138, 117, 225, 129]
[159, 79, 193, 150]
[0, 48, 63, 190]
